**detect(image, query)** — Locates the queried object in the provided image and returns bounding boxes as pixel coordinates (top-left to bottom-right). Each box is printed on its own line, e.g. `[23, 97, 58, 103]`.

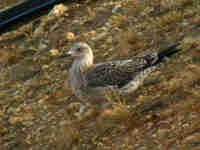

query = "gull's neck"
[72, 54, 94, 73]
[69, 50, 94, 92]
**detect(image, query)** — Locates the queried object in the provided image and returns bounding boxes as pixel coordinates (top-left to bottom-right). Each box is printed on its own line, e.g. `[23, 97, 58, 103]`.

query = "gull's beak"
[59, 50, 73, 58]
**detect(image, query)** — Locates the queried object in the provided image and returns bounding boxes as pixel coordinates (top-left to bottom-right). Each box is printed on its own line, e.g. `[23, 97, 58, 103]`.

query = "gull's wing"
[85, 44, 180, 88]
[85, 53, 157, 88]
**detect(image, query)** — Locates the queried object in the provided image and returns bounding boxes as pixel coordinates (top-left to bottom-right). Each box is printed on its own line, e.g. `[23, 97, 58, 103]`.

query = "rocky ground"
[0, 0, 200, 149]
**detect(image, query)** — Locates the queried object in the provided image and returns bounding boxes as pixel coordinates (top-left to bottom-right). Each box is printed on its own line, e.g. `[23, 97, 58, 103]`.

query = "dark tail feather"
[158, 43, 180, 60]
[141, 43, 181, 70]
[153, 43, 181, 65]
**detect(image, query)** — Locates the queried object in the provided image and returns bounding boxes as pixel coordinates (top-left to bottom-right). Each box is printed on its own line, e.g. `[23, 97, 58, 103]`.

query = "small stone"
[157, 129, 169, 138]
[50, 49, 60, 56]
[68, 102, 82, 111]
[49, 23, 59, 32]
[38, 99, 45, 104]
[0, 127, 8, 134]
[152, 133, 157, 138]
[39, 40, 48, 50]
[88, 30, 96, 36]
[183, 134, 198, 143]
[33, 27, 44, 37]
[59, 120, 69, 126]
[189, 17, 200, 24]
[49, 4, 68, 17]
[112, 5, 121, 13]
[0, 51, 9, 65]
[9, 117, 22, 125]
[91, 32, 107, 41]
[66, 32, 76, 41]
[22, 121, 34, 127]
[106, 36, 113, 43]
[42, 65, 49, 70]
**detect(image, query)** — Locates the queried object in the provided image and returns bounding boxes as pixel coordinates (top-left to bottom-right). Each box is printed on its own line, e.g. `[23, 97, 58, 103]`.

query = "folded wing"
[86, 53, 157, 88]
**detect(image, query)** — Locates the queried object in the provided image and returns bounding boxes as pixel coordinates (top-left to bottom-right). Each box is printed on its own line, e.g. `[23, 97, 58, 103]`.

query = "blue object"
[0, 0, 58, 28]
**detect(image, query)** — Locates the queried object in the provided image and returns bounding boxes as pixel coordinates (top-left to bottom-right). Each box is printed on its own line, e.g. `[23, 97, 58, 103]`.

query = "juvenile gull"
[60, 42, 179, 105]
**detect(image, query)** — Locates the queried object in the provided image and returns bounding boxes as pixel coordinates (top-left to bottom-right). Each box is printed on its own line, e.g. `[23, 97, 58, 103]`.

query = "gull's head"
[61, 42, 93, 59]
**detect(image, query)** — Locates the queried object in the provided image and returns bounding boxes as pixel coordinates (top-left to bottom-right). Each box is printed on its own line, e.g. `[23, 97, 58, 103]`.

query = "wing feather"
[85, 55, 155, 88]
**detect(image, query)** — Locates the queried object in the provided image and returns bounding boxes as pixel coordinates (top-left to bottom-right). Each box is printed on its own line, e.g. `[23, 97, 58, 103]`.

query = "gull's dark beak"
[59, 51, 72, 58]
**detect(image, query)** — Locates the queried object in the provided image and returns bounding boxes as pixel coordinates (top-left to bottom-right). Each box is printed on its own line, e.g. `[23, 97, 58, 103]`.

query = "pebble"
[39, 39, 48, 50]
[49, 4, 68, 17]
[42, 65, 49, 70]
[112, 5, 121, 13]
[50, 49, 60, 56]
[65, 32, 76, 41]
[91, 32, 107, 41]
[9, 117, 22, 125]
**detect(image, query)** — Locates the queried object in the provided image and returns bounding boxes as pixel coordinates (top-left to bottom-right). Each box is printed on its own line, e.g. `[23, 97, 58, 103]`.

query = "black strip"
[142, 43, 181, 70]
[158, 43, 181, 60]
[0, 0, 58, 28]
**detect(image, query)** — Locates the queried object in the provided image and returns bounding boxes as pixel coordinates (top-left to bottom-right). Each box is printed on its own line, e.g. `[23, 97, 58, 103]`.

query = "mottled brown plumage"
[60, 42, 179, 104]
[86, 56, 156, 88]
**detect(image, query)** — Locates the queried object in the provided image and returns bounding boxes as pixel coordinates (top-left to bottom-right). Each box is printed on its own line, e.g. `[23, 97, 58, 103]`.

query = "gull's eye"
[77, 48, 81, 52]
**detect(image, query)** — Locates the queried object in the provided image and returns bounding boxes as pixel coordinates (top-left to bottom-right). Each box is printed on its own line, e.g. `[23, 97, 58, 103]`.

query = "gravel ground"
[0, 0, 200, 150]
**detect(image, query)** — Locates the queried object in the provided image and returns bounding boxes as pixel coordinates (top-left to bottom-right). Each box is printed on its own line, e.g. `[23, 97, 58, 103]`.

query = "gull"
[60, 42, 179, 106]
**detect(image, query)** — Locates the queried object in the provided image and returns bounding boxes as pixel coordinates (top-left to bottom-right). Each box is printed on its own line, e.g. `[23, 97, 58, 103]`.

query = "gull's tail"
[158, 43, 180, 59]
[154, 43, 181, 65]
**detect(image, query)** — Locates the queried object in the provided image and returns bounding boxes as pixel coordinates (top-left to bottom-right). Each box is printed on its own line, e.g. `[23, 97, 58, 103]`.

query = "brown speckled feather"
[86, 53, 158, 88]
[62, 42, 180, 103]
